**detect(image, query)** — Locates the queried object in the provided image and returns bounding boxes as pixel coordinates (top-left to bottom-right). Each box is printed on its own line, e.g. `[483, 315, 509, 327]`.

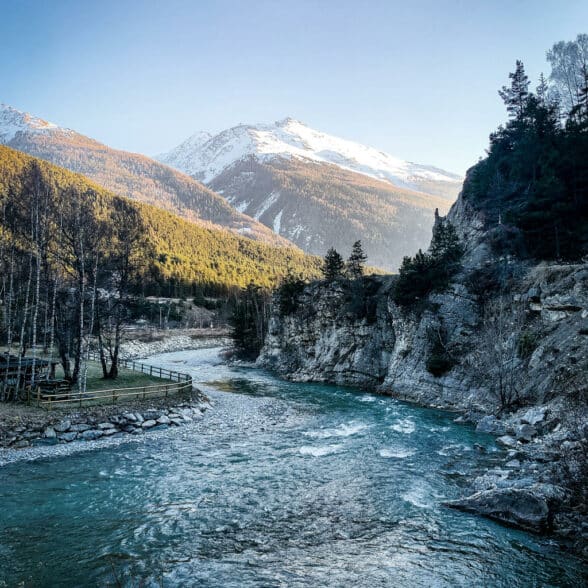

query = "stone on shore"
[82, 430, 104, 441]
[54, 420, 71, 433]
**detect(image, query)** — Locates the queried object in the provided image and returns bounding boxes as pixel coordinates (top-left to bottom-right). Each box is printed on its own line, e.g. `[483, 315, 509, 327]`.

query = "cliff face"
[259, 260, 587, 411]
[259, 181, 587, 412]
[260, 278, 396, 389]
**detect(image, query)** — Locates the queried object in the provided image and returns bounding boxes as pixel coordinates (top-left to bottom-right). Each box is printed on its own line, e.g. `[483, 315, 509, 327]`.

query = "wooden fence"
[34, 354, 193, 410]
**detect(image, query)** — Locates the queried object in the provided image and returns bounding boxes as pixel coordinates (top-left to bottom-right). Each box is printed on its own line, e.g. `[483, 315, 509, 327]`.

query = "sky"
[1, 0, 586, 174]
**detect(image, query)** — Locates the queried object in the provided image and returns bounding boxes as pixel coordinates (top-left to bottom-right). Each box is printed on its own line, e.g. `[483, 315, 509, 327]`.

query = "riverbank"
[121, 327, 230, 359]
[0, 387, 208, 453]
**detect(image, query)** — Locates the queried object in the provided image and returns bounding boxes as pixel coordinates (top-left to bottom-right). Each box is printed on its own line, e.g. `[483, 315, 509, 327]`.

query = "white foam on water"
[401, 484, 433, 509]
[390, 419, 416, 434]
[379, 447, 416, 459]
[437, 443, 471, 456]
[298, 444, 343, 457]
[304, 422, 369, 439]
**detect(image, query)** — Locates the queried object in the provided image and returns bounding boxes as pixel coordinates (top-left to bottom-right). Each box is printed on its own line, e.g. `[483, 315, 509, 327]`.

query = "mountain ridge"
[0, 103, 292, 248]
[157, 117, 463, 199]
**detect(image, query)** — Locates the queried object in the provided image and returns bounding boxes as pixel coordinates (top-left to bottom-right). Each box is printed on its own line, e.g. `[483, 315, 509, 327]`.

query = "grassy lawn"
[55, 361, 170, 392]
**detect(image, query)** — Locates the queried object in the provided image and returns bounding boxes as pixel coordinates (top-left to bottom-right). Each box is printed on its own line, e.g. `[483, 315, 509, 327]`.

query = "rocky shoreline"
[0, 389, 209, 453]
[445, 403, 587, 551]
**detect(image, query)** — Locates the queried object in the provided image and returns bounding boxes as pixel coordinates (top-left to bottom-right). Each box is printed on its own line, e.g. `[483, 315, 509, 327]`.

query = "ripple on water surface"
[0, 347, 586, 587]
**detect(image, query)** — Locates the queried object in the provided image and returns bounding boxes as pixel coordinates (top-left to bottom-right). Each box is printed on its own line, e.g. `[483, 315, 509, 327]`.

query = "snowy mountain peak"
[0, 103, 67, 141]
[158, 118, 463, 195]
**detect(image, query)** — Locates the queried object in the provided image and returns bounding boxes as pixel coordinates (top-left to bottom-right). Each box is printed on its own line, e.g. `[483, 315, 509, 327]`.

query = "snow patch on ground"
[254, 191, 280, 220]
[273, 210, 283, 234]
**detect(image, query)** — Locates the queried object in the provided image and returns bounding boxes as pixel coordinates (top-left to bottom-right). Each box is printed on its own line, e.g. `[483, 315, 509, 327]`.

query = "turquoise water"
[0, 348, 586, 587]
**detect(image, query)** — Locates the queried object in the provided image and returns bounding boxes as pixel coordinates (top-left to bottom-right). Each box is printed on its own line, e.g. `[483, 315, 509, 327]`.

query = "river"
[0, 348, 586, 587]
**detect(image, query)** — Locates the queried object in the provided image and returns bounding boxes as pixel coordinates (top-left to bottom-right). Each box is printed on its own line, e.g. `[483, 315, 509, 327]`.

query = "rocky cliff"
[258, 188, 588, 549]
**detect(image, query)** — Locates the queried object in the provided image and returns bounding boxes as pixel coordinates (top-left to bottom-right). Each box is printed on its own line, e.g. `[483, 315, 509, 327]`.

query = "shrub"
[517, 330, 538, 359]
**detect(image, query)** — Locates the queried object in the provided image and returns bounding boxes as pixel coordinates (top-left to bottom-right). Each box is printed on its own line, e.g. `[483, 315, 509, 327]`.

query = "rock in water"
[444, 488, 551, 533]
[476, 415, 506, 435]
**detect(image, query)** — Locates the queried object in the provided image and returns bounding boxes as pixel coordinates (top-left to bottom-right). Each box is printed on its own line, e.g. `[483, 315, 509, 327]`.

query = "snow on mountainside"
[158, 117, 463, 198]
[0, 103, 67, 141]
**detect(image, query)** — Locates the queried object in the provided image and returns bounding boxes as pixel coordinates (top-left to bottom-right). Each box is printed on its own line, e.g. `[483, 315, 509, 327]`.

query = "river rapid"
[0, 348, 586, 587]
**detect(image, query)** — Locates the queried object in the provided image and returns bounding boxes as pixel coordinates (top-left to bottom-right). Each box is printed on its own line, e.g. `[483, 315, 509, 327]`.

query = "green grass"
[56, 361, 169, 392]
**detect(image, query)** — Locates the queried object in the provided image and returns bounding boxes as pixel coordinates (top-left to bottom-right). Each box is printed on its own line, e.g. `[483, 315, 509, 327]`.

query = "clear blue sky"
[1, 0, 586, 174]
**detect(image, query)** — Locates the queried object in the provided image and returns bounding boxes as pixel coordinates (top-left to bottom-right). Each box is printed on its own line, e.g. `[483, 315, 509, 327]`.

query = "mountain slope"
[158, 117, 463, 199]
[0, 104, 289, 247]
[210, 156, 451, 270]
[158, 118, 462, 270]
[0, 145, 322, 293]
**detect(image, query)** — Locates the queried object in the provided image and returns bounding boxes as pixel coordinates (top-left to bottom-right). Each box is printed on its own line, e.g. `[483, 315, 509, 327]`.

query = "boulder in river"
[444, 487, 552, 533]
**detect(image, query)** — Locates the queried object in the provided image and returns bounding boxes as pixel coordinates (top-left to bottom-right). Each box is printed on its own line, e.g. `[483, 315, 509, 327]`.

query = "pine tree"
[276, 271, 306, 316]
[570, 65, 588, 125]
[322, 248, 345, 281]
[346, 240, 368, 279]
[536, 72, 550, 107]
[499, 60, 530, 120]
[430, 218, 463, 263]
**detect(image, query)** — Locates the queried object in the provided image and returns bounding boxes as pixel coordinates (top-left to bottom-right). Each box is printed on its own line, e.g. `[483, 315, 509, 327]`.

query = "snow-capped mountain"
[158, 117, 462, 199]
[0, 103, 70, 141]
[0, 104, 291, 248]
[158, 118, 462, 270]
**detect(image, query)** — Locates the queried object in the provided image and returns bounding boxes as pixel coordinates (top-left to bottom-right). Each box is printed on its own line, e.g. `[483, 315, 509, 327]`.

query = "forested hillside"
[0, 146, 321, 295]
[209, 156, 450, 269]
[461, 59, 588, 260]
[0, 104, 290, 247]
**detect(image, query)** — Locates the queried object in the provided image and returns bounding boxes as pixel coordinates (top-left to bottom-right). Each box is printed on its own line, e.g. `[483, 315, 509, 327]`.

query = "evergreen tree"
[276, 271, 306, 316]
[322, 247, 345, 281]
[536, 72, 550, 107]
[229, 283, 270, 360]
[499, 60, 530, 120]
[346, 240, 368, 279]
[430, 218, 463, 263]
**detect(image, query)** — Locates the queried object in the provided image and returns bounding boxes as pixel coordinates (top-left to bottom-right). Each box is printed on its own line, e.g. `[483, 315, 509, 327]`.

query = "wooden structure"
[0, 354, 59, 398]
[35, 356, 193, 409]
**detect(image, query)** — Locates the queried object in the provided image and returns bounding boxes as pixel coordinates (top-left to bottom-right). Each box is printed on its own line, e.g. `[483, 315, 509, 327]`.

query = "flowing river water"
[1, 348, 586, 587]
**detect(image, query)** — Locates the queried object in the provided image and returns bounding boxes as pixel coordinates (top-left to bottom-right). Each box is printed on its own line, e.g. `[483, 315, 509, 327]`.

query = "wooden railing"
[35, 354, 193, 410]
